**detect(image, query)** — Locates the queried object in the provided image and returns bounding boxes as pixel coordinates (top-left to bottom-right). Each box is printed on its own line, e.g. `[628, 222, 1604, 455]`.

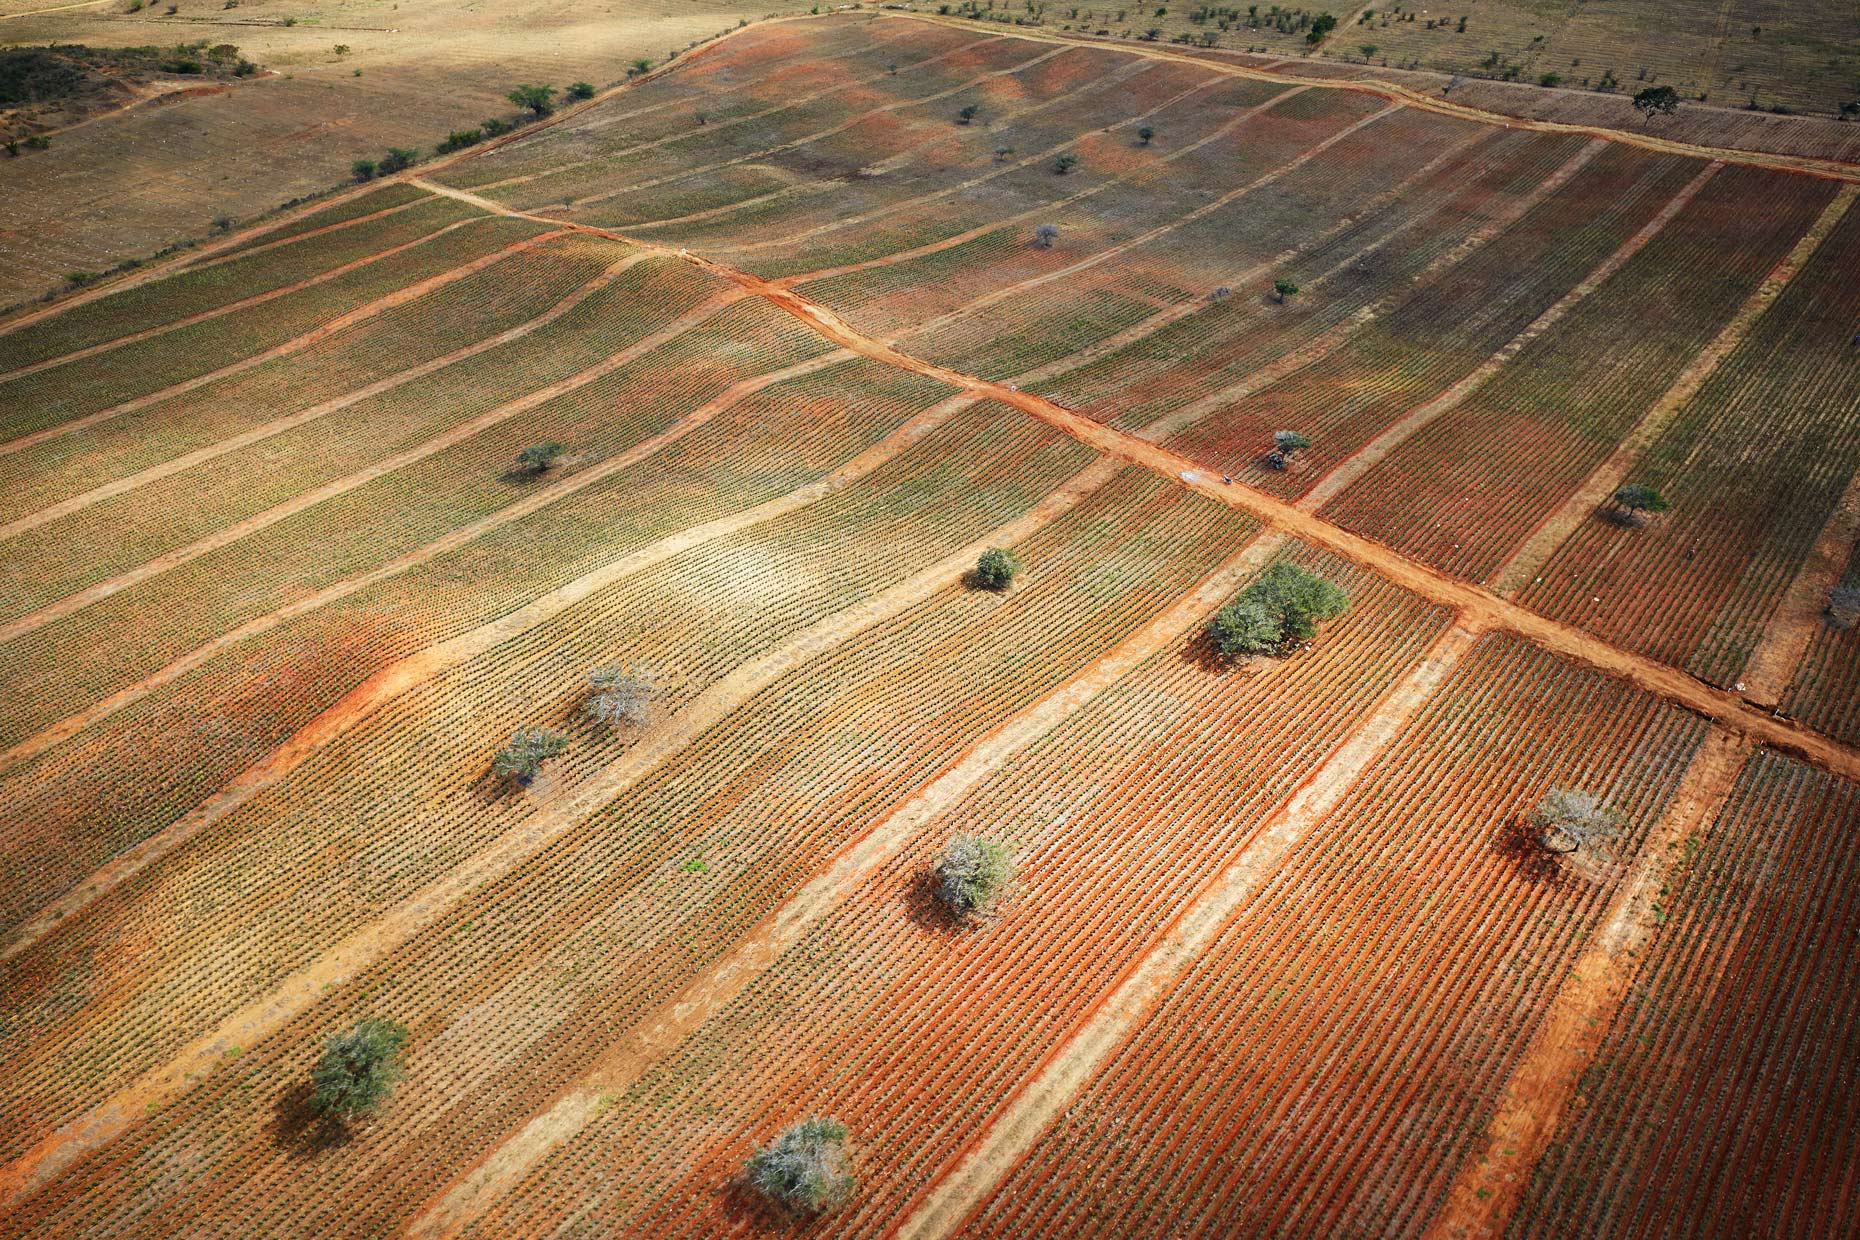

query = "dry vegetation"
[0, 9, 1856, 1240]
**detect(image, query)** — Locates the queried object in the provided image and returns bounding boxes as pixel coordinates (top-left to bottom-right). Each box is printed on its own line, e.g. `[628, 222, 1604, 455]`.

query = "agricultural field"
[1, 9, 1858, 1240]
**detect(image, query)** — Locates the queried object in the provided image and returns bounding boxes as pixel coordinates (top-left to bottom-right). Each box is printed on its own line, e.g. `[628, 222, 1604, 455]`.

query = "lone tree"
[1273, 277, 1300, 304]
[957, 103, 979, 124]
[1054, 152, 1080, 175]
[492, 726, 567, 784]
[1207, 561, 1349, 659]
[1033, 222, 1060, 249]
[1611, 483, 1670, 524]
[933, 833, 1014, 919]
[1209, 285, 1233, 302]
[1307, 11, 1338, 44]
[507, 83, 557, 117]
[1266, 429, 1311, 469]
[584, 663, 655, 727]
[377, 147, 417, 174]
[747, 1117, 856, 1214]
[1827, 584, 1860, 630]
[516, 441, 567, 474]
[1530, 787, 1620, 855]
[1632, 84, 1680, 120]
[310, 1018, 409, 1121]
[994, 144, 1015, 161]
[351, 158, 377, 182]
[566, 80, 596, 101]
[1137, 124, 1155, 145]
[974, 547, 1022, 589]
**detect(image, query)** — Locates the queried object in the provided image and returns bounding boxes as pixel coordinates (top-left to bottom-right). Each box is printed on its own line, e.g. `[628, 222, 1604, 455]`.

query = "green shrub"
[516, 440, 566, 473]
[747, 1117, 855, 1213]
[377, 146, 416, 174]
[310, 1018, 409, 1119]
[1207, 561, 1349, 658]
[436, 128, 482, 153]
[350, 157, 377, 182]
[933, 834, 1013, 918]
[507, 83, 556, 116]
[492, 726, 567, 783]
[974, 547, 1021, 589]
[566, 80, 595, 100]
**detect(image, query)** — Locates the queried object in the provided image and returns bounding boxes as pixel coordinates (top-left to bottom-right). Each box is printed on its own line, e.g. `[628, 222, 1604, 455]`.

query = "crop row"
[205, 182, 431, 257]
[0, 193, 475, 375]
[482, 547, 1452, 1239]
[0, 254, 729, 624]
[1321, 163, 1838, 582]
[0, 398, 1095, 1157]
[1516, 200, 1860, 686]
[0, 231, 621, 539]
[0, 215, 552, 445]
[0, 467, 1257, 1239]
[0, 344, 927, 935]
[1513, 750, 1860, 1240]
[1162, 144, 1708, 496]
[963, 632, 1710, 1239]
[1781, 539, 1860, 744]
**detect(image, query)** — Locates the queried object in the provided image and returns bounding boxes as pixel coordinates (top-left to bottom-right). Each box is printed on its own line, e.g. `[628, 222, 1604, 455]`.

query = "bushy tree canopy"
[934, 834, 1013, 918]
[310, 1018, 409, 1120]
[1208, 561, 1349, 658]
[748, 1117, 855, 1213]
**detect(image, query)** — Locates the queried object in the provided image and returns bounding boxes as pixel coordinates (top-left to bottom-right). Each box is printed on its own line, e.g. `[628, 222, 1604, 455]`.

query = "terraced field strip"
[891, 620, 1485, 1240]
[1488, 184, 1859, 597]
[0, 243, 631, 551]
[0, 220, 552, 459]
[0, 284, 744, 644]
[903, 12, 1860, 183]
[1297, 159, 1722, 511]
[402, 529, 1290, 1240]
[1132, 138, 1607, 445]
[0, 451, 1121, 1212]
[0, 215, 490, 385]
[1738, 464, 1860, 707]
[1421, 727, 1753, 1240]
[410, 178, 1860, 781]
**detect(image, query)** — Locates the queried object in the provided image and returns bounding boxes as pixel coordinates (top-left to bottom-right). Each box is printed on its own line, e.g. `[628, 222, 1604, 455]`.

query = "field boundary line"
[475, 33, 1008, 194]
[898, 12, 1860, 183]
[1298, 159, 1724, 512]
[0, 215, 492, 385]
[888, 620, 1486, 1240]
[0, 452, 1122, 1214]
[548, 43, 1075, 212]
[400, 526, 1290, 1240]
[1488, 184, 1858, 597]
[1733, 463, 1860, 708]
[0, 225, 570, 460]
[1419, 727, 1754, 1240]
[0, 280, 741, 644]
[413, 179, 1860, 782]
[895, 101, 1403, 341]
[1134, 139, 1607, 446]
[0, 350, 868, 947]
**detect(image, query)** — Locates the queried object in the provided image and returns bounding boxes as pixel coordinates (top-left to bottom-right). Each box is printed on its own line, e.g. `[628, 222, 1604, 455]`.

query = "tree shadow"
[715, 1173, 814, 1233]
[1491, 818, 1578, 892]
[902, 866, 974, 937]
[269, 1082, 354, 1158]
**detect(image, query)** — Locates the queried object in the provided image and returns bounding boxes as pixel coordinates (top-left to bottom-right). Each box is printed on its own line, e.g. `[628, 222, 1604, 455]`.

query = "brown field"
[1, 10, 1857, 1240]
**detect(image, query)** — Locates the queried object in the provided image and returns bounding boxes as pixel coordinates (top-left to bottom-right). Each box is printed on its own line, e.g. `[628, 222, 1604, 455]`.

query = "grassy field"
[1, 11, 1858, 1239]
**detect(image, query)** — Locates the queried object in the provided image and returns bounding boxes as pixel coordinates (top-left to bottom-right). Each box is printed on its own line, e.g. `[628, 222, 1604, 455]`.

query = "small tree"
[1266, 428, 1310, 470]
[566, 80, 595, 101]
[516, 441, 567, 474]
[1032, 222, 1060, 249]
[994, 144, 1015, 161]
[1054, 152, 1080, 174]
[1273, 277, 1300, 303]
[1209, 285, 1232, 302]
[1827, 584, 1860, 630]
[957, 103, 980, 124]
[628, 57, 652, 77]
[492, 726, 567, 784]
[1137, 124, 1155, 144]
[1360, 43, 1378, 59]
[1530, 787, 1620, 855]
[974, 547, 1022, 589]
[351, 158, 378, 182]
[1207, 561, 1349, 659]
[377, 147, 417, 174]
[1611, 483, 1669, 523]
[507, 83, 557, 117]
[584, 663, 655, 727]
[933, 833, 1014, 919]
[747, 1117, 855, 1213]
[1632, 84, 1680, 120]
[310, 1018, 409, 1120]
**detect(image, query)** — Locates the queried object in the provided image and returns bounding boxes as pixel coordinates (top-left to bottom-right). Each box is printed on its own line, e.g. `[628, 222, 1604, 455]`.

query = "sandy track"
[401, 526, 1288, 1240]
[1488, 185, 1859, 597]
[0, 226, 568, 460]
[1298, 159, 1723, 511]
[1419, 727, 1753, 1240]
[0, 451, 1119, 1214]
[0, 280, 741, 643]
[889, 620, 1486, 1240]
[414, 180, 1860, 782]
